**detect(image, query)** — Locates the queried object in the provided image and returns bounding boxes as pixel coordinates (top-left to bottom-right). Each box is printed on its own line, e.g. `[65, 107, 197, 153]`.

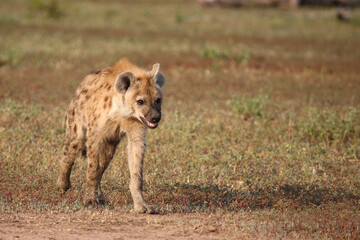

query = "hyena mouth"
[140, 117, 158, 129]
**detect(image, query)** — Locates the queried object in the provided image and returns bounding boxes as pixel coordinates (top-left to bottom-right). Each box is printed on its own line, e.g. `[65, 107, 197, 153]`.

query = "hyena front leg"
[127, 134, 155, 214]
[85, 138, 102, 205]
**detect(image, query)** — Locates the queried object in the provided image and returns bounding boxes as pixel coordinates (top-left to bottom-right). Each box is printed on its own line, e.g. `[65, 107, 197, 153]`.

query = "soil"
[0, 211, 245, 240]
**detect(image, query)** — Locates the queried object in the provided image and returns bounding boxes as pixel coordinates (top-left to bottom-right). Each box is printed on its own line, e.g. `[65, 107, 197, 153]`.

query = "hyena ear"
[114, 71, 136, 94]
[151, 63, 166, 88]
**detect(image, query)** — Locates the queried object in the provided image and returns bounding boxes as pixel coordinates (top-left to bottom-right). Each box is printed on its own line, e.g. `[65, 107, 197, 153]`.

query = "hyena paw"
[57, 178, 70, 194]
[84, 195, 109, 207]
[134, 203, 156, 214]
[97, 194, 109, 205]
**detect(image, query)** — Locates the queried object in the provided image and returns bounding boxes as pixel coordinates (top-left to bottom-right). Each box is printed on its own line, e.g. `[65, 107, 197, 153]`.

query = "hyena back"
[57, 58, 165, 214]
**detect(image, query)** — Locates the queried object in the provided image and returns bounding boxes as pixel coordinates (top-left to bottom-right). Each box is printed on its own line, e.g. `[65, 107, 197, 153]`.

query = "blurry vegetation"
[298, 107, 360, 144]
[231, 94, 269, 119]
[349, 14, 360, 25]
[200, 44, 251, 62]
[175, 8, 184, 24]
[104, 9, 118, 21]
[231, 94, 360, 145]
[0, 16, 19, 25]
[200, 44, 232, 59]
[0, 47, 22, 67]
[28, 0, 63, 19]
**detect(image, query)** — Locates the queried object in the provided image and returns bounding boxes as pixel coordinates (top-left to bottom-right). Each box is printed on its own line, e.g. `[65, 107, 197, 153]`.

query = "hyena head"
[114, 63, 165, 129]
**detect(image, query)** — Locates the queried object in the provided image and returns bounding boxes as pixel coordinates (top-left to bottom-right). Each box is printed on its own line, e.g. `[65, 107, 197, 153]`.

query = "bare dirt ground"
[0, 212, 245, 240]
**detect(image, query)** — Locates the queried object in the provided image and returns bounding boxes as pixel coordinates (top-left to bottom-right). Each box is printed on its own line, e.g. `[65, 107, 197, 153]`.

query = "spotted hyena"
[57, 58, 165, 213]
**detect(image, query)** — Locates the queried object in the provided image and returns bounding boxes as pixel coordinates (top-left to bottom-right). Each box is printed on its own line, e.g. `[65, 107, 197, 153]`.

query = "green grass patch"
[199, 44, 251, 63]
[28, 0, 64, 19]
[0, 47, 23, 67]
[298, 106, 360, 144]
[231, 94, 269, 120]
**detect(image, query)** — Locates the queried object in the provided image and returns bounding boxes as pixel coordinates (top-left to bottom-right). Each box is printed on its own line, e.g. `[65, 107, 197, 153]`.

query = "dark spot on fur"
[80, 88, 88, 94]
[73, 125, 77, 133]
[104, 96, 108, 102]
[72, 144, 78, 149]
[86, 95, 90, 100]
[103, 103, 107, 109]
[89, 163, 93, 168]
[72, 109, 75, 116]
[108, 101, 112, 108]
[115, 124, 120, 134]
[107, 85, 111, 91]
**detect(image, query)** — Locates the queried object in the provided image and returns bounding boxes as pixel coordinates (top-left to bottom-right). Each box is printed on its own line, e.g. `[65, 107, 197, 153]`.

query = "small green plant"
[175, 12, 184, 24]
[297, 107, 360, 143]
[200, 44, 231, 60]
[175, 6, 184, 24]
[28, 0, 63, 19]
[0, 48, 22, 67]
[235, 50, 251, 63]
[200, 44, 251, 63]
[231, 94, 269, 119]
[104, 9, 118, 21]
[0, 16, 19, 25]
[350, 15, 360, 26]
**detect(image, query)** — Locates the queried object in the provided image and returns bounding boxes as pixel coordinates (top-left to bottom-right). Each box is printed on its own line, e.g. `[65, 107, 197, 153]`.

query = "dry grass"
[1, 0, 360, 239]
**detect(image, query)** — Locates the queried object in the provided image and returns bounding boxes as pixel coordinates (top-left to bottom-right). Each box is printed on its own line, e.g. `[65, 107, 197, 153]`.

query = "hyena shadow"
[153, 183, 360, 213]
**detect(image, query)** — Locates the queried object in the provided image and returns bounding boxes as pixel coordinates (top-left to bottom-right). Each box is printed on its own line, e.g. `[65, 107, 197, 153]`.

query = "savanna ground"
[1, 0, 360, 239]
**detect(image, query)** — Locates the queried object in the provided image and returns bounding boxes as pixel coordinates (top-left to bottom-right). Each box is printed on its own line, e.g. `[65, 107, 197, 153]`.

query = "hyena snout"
[148, 111, 161, 123]
[141, 110, 161, 129]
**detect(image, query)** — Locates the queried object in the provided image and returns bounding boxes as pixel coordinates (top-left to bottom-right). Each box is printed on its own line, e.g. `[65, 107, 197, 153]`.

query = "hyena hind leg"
[57, 137, 83, 193]
[97, 142, 118, 204]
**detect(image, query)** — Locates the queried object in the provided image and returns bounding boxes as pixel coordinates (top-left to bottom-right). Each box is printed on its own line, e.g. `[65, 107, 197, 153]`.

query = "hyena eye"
[155, 98, 162, 104]
[137, 100, 144, 106]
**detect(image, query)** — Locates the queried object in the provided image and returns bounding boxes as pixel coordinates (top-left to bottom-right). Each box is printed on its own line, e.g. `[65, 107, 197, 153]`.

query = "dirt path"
[0, 211, 247, 240]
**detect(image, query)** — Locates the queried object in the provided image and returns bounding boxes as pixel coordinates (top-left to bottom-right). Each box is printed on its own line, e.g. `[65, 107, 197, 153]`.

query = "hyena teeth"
[147, 120, 156, 127]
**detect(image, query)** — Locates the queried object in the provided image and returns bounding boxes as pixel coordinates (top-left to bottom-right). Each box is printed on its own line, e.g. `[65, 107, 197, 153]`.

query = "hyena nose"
[151, 116, 161, 123]
[150, 113, 161, 123]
